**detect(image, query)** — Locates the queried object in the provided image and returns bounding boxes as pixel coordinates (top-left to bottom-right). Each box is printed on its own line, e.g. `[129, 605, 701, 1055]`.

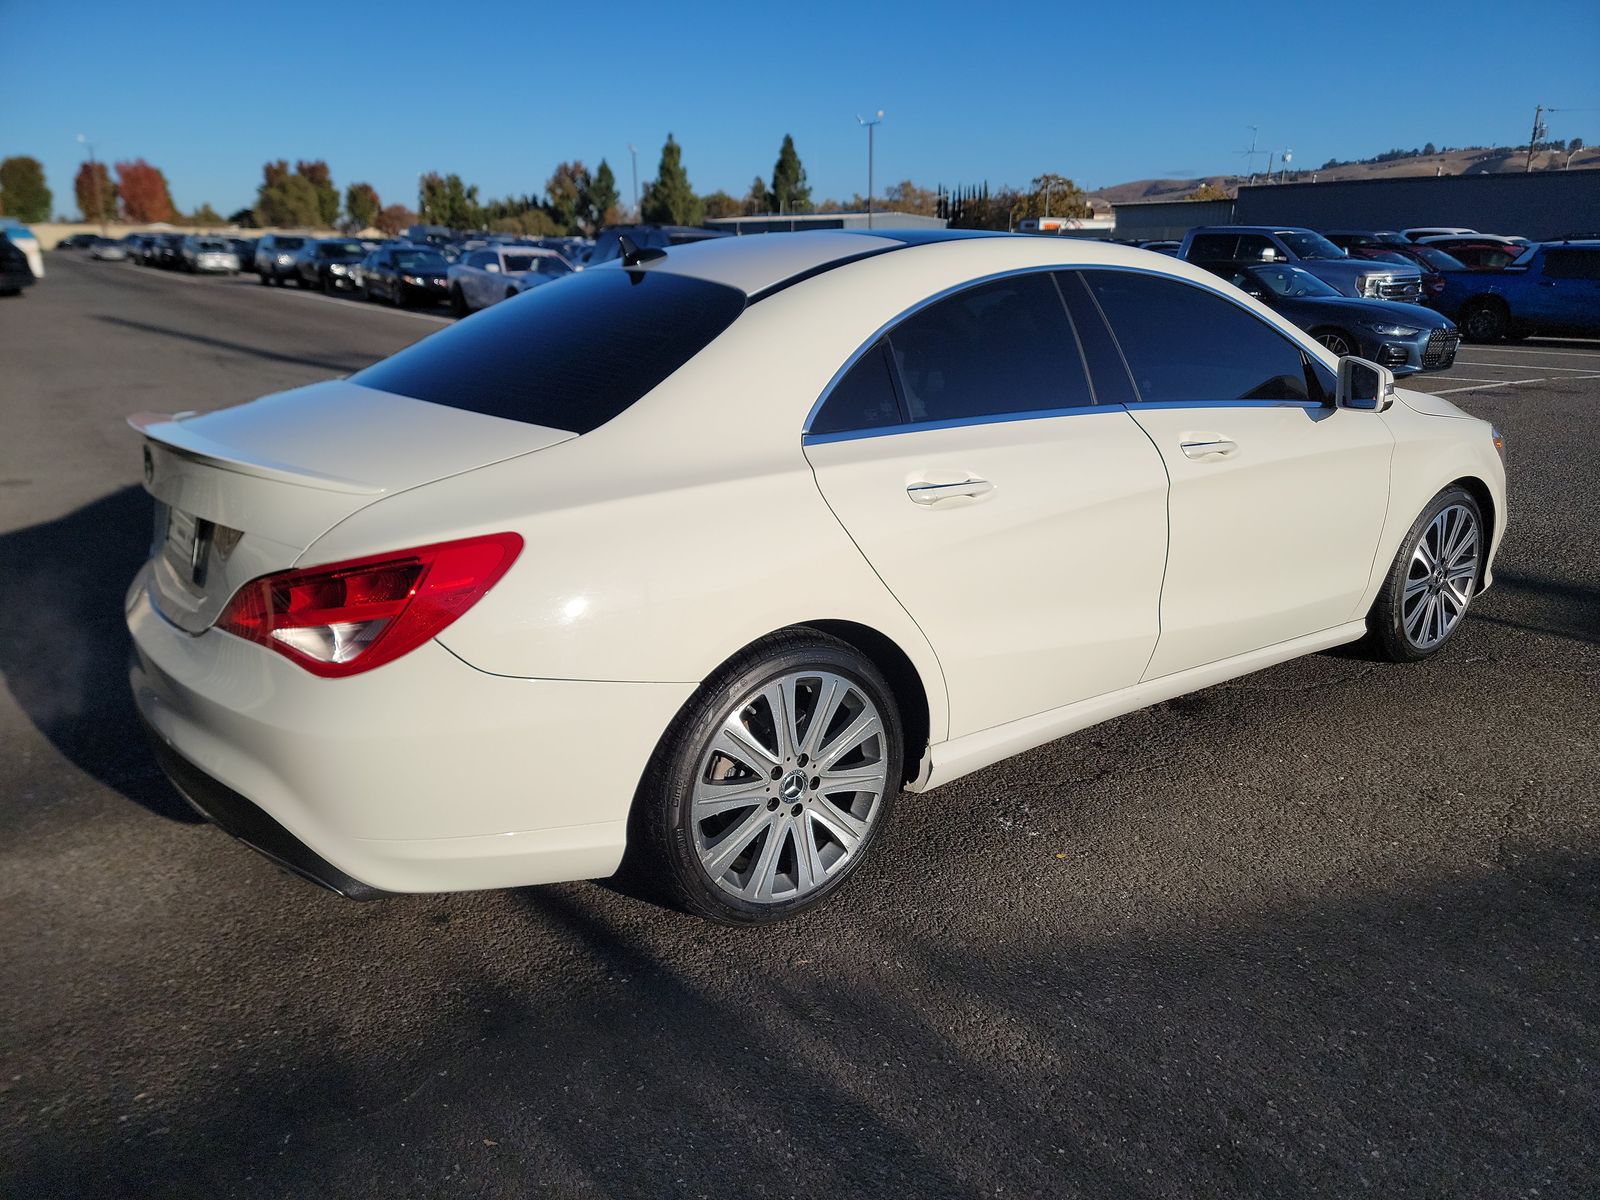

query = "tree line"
[1, 133, 1091, 234]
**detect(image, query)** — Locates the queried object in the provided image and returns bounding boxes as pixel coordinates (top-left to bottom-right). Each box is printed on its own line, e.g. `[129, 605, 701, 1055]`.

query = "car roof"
[1188, 225, 1315, 236]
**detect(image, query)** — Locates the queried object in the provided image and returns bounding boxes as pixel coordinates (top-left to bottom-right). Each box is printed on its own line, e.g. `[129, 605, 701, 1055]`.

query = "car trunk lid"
[132, 379, 573, 634]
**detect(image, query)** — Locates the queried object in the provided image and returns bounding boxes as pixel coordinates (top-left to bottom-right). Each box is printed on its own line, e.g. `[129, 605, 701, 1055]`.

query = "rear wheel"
[1366, 485, 1483, 662]
[1460, 299, 1509, 343]
[257, 272, 269, 286]
[632, 632, 902, 925]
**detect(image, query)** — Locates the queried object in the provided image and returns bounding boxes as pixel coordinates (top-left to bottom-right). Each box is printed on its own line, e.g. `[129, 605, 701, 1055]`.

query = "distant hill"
[1090, 145, 1600, 206]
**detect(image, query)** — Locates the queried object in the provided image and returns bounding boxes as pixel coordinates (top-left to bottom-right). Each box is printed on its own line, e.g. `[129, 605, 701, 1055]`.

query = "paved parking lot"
[2, 253, 1597, 1199]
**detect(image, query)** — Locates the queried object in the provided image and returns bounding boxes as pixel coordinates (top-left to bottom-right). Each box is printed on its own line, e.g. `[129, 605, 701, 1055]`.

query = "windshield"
[1367, 250, 1416, 266]
[276, 237, 306, 250]
[393, 249, 447, 270]
[1245, 264, 1342, 298]
[320, 241, 364, 257]
[196, 240, 228, 251]
[1412, 247, 1466, 272]
[1276, 231, 1346, 260]
[502, 254, 540, 272]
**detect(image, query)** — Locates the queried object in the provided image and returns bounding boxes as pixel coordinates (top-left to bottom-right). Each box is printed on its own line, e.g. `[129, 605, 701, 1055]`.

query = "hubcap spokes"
[692, 670, 887, 904]
[1402, 504, 1478, 650]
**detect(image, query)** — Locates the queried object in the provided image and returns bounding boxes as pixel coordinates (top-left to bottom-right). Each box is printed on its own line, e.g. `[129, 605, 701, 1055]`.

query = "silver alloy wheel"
[1403, 503, 1479, 650]
[1316, 331, 1354, 356]
[691, 670, 888, 905]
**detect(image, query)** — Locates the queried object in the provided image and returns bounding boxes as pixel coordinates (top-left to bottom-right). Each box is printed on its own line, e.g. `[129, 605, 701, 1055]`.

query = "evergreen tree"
[744, 175, 771, 215]
[640, 134, 702, 225]
[770, 134, 810, 214]
[580, 159, 620, 233]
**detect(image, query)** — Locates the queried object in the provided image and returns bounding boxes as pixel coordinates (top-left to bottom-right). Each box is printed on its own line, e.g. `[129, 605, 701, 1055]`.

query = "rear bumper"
[127, 568, 694, 894]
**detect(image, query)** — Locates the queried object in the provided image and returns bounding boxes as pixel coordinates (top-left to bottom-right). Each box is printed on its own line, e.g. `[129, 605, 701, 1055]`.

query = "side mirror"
[1336, 356, 1396, 412]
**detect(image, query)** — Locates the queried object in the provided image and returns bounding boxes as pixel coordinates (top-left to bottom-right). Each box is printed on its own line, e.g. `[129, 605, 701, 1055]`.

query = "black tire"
[628, 630, 903, 925]
[450, 284, 469, 316]
[1313, 328, 1357, 357]
[1365, 484, 1484, 663]
[391, 284, 405, 308]
[294, 273, 308, 288]
[322, 274, 333, 294]
[361, 283, 373, 302]
[1460, 299, 1508, 343]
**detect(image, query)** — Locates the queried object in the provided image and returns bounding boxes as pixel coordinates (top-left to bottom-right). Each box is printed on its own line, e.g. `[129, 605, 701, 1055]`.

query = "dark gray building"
[1110, 198, 1236, 241]
[1234, 171, 1599, 240]
[705, 211, 947, 235]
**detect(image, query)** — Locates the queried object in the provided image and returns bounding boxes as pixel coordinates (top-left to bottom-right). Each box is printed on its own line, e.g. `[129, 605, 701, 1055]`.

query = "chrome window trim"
[800, 262, 1334, 445]
[805, 404, 1112, 446]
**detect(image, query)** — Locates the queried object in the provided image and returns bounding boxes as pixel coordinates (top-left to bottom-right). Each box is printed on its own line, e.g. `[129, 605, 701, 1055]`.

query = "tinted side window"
[1544, 249, 1600, 280]
[810, 341, 904, 436]
[886, 273, 1092, 423]
[1234, 234, 1276, 262]
[1187, 234, 1238, 260]
[1082, 270, 1311, 404]
[355, 269, 746, 433]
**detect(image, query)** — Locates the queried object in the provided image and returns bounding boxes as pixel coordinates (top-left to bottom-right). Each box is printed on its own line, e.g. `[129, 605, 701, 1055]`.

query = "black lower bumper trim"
[140, 719, 391, 900]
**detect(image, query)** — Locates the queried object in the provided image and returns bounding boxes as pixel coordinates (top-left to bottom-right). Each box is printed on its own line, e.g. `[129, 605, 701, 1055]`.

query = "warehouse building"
[705, 211, 946, 234]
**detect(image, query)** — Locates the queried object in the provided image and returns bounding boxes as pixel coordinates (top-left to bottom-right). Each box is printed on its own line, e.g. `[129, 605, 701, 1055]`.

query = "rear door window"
[1187, 234, 1238, 261]
[1081, 270, 1311, 404]
[1543, 249, 1600, 280]
[354, 268, 746, 433]
[885, 273, 1093, 423]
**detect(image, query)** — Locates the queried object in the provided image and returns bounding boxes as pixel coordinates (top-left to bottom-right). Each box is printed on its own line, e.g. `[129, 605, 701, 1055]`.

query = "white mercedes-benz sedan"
[127, 230, 1507, 924]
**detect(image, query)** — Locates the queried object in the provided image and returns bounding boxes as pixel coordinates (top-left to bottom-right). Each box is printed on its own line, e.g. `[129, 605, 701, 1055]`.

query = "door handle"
[906, 478, 994, 504]
[1179, 439, 1238, 460]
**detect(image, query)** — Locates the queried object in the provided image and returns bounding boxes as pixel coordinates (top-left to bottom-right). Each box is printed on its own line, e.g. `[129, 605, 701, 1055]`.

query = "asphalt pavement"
[2, 253, 1597, 1199]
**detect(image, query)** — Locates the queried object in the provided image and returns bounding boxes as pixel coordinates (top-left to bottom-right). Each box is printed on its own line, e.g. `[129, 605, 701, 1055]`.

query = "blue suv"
[1435, 241, 1600, 342]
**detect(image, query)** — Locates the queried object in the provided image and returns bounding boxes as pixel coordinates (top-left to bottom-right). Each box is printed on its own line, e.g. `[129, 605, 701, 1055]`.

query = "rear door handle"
[906, 478, 994, 504]
[1179, 439, 1238, 460]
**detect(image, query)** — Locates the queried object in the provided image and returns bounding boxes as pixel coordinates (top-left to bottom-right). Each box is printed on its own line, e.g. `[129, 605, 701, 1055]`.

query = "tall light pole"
[857, 110, 884, 228]
[628, 144, 639, 221]
[1525, 104, 1547, 172]
[77, 133, 106, 235]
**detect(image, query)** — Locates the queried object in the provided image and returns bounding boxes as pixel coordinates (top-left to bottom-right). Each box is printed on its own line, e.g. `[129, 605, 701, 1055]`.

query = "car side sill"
[911, 620, 1369, 793]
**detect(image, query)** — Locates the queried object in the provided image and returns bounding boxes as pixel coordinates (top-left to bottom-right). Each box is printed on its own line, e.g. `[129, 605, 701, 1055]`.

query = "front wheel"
[631, 632, 902, 925]
[1365, 485, 1484, 662]
[1314, 328, 1356, 357]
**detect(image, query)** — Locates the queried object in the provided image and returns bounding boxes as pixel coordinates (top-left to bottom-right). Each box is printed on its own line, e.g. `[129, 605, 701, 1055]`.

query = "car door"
[1526, 248, 1600, 334]
[804, 271, 1170, 739]
[1070, 269, 1393, 680]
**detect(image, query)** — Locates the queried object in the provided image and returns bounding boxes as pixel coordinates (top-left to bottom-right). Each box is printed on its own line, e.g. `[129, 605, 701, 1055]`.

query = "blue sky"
[3, 0, 1597, 218]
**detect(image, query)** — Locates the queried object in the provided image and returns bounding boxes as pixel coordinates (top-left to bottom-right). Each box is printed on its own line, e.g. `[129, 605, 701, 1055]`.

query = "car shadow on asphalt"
[3, 852, 1596, 1199]
[0, 484, 196, 822]
[93, 313, 373, 376]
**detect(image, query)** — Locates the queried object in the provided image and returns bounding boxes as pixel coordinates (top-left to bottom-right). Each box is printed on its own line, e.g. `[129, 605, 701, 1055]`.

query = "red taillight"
[216, 532, 523, 678]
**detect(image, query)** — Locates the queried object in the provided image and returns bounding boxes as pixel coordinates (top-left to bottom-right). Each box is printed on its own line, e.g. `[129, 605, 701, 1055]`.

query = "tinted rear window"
[354, 268, 746, 433]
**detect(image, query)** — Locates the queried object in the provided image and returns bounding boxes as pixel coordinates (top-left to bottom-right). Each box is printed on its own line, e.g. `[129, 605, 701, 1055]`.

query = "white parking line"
[273, 287, 452, 325]
[1432, 375, 1530, 384]
[1425, 378, 1551, 395]
[1456, 361, 1600, 373]
[1458, 345, 1600, 360]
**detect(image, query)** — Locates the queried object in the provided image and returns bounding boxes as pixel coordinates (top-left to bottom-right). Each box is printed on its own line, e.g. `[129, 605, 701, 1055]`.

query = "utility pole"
[628, 145, 639, 221]
[857, 111, 884, 228]
[1237, 125, 1264, 184]
[1525, 104, 1546, 171]
[77, 134, 105, 234]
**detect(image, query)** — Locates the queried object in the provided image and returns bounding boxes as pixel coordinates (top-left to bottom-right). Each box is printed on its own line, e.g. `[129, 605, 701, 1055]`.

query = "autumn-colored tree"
[1183, 182, 1232, 202]
[545, 161, 588, 233]
[187, 203, 224, 227]
[345, 182, 380, 230]
[115, 159, 175, 222]
[882, 180, 939, 216]
[376, 204, 416, 237]
[74, 160, 117, 223]
[296, 160, 340, 226]
[0, 156, 53, 222]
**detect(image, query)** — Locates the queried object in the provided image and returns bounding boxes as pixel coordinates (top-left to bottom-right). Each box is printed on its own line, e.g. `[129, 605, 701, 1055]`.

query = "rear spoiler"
[129, 412, 385, 497]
